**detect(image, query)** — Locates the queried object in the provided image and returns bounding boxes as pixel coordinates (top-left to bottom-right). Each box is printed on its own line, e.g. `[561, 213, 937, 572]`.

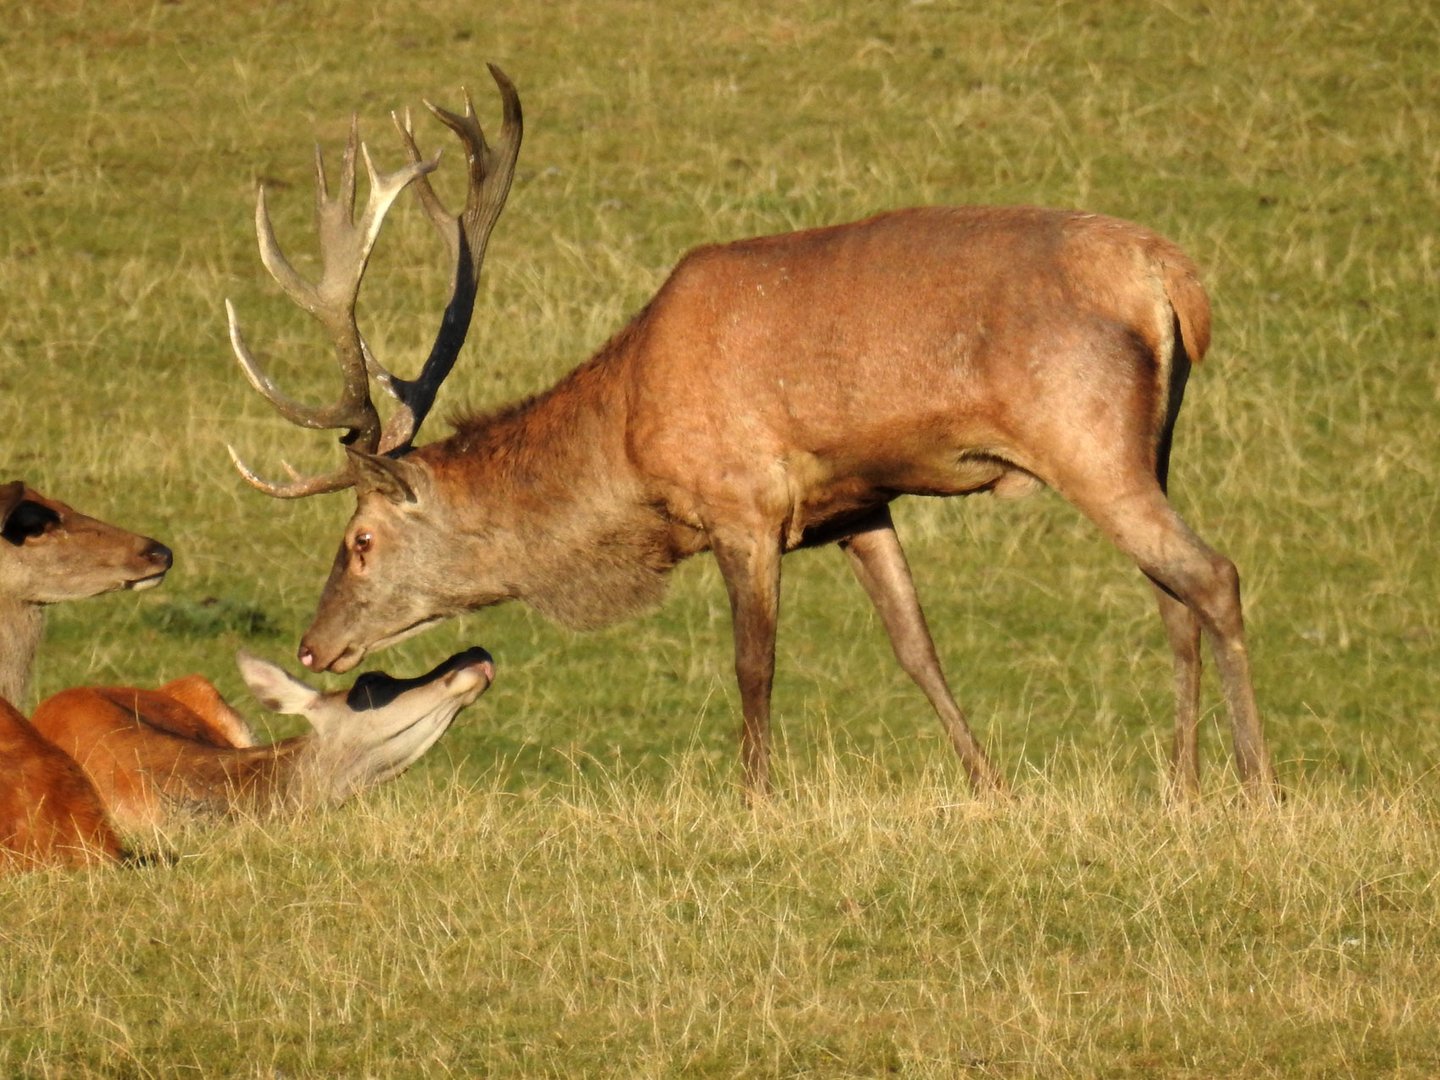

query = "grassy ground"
[8, 767, 1440, 1077]
[1, 0, 1437, 1074]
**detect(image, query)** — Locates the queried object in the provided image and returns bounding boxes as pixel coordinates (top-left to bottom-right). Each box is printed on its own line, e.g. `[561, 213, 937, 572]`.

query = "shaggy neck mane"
[418, 313, 681, 630]
[445, 302, 656, 463]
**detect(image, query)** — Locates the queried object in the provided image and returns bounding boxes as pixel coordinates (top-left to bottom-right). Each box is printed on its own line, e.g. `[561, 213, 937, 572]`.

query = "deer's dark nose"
[143, 540, 174, 571]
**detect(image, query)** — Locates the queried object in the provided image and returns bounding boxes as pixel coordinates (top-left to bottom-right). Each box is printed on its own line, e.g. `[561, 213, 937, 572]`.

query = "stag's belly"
[781, 448, 1037, 549]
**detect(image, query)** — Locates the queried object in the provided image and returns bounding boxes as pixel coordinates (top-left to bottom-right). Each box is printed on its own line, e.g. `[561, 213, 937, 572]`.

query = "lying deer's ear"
[346, 449, 419, 504]
[236, 650, 319, 716]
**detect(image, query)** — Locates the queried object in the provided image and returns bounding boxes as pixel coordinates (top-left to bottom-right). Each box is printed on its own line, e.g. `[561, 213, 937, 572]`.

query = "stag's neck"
[426, 326, 684, 629]
[440, 336, 636, 491]
[0, 596, 43, 706]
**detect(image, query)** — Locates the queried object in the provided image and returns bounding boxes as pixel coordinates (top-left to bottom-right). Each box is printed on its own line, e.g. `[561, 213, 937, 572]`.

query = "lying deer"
[226, 66, 1276, 800]
[1, 480, 171, 870]
[1, 695, 127, 872]
[31, 647, 494, 831]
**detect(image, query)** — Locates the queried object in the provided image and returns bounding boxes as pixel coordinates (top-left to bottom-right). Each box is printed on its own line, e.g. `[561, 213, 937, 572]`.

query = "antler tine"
[392, 106, 459, 262]
[227, 300, 335, 430]
[350, 142, 440, 276]
[226, 299, 363, 496]
[230, 122, 438, 495]
[337, 115, 360, 221]
[225, 444, 355, 499]
[433, 62, 524, 273]
[369, 64, 524, 454]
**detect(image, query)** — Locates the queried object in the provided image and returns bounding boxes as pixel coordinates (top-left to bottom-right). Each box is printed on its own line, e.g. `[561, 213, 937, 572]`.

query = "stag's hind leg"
[839, 507, 1006, 794]
[1067, 479, 1276, 799]
[1153, 584, 1203, 799]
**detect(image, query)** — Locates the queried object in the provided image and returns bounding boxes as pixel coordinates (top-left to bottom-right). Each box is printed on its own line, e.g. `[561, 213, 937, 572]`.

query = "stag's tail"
[1160, 250, 1212, 365]
[1151, 246, 1212, 490]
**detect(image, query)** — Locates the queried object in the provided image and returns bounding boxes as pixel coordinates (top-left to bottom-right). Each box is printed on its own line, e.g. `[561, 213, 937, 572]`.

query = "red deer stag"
[225, 66, 1275, 800]
[1, 481, 171, 870]
[31, 648, 494, 831]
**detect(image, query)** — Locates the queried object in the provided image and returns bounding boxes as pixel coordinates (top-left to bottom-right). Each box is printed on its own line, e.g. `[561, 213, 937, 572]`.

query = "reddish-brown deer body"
[626, 207, 1202, 539]
[1, 696, 125, 872]
[230, 71, 1274, 800]
[32, 648, 494, 831]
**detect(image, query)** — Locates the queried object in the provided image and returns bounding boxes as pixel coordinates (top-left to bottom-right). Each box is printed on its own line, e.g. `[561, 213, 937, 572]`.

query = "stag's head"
[225, 66, 521, 674]
[0, 481, 172, 603]
[298, 450, 520, 672]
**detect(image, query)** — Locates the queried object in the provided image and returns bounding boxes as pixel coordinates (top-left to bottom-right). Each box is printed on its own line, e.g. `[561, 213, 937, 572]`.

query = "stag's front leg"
[711, 531, 783, 800]
[838, 507, 1007, 795]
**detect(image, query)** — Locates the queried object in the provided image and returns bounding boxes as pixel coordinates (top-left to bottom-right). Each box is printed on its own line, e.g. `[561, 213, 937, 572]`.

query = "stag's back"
[626, 206, 1210, 528]
[637, 206, 1206, 418]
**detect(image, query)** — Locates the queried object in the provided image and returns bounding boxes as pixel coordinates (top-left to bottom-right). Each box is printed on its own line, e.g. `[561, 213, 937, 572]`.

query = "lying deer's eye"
[353, 531, 373, 554]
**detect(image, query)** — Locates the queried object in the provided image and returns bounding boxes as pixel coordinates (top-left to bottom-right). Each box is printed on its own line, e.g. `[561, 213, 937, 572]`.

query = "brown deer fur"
[286, 205, 1274, 800]
[31, 648, 494, 831]
[0, 481, 171, 706]
[1, 695, 125, 871]
[33, 683, 305, 829]
[0, 481, 170, 871]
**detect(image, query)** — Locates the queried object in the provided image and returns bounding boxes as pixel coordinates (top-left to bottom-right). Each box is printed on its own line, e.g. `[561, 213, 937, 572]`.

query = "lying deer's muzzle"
[346, 646, 495, 711]
[298, 646, 497, 803]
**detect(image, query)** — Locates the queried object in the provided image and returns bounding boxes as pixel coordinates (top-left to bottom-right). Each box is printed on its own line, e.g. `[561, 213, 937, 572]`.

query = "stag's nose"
[144, 540, 173, 571]
[298, 644, 316, 670]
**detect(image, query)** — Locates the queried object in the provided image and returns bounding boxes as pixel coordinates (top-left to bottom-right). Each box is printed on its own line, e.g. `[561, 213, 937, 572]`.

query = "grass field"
[2, 0, 1438, 1074]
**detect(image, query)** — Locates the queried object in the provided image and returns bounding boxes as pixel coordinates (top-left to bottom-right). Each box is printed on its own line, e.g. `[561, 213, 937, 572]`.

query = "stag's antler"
[227, 64, 523, 498]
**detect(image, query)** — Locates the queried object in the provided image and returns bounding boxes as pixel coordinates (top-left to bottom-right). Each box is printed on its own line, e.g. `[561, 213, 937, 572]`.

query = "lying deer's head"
[237, 646, 495, 804]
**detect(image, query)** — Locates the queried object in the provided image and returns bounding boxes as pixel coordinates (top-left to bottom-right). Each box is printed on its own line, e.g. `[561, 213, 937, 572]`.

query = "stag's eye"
[348, 530, 375, 570]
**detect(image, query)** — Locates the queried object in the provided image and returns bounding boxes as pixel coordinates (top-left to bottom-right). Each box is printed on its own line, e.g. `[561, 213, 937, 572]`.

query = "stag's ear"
[0, 482, 25, 525]
[236, 650, 319, 717]
[346, 449, 419, 505]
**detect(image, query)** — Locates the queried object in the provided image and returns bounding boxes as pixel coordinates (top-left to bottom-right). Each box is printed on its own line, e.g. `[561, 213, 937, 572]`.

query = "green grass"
[2, 0, 1438, 1074]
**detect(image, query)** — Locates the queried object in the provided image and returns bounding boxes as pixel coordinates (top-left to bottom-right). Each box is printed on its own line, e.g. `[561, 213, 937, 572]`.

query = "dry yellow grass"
[6, 762, 1440, 1076]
